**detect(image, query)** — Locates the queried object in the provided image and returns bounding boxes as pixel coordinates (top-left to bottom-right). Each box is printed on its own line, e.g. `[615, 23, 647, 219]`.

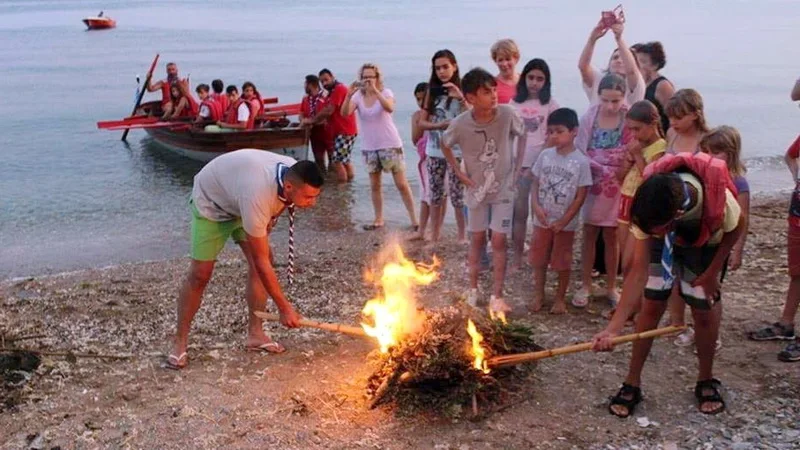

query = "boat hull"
[134, 101, 308, 162]
[143, 126, 309, 163]
[83, 18, 116, 29]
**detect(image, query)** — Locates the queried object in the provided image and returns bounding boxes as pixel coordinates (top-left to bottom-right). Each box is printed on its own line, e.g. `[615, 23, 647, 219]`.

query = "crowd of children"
[353, 11, 800, 417]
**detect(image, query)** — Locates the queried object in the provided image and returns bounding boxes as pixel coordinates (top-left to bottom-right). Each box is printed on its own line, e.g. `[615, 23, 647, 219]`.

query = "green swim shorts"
[190, 201, 247, 261]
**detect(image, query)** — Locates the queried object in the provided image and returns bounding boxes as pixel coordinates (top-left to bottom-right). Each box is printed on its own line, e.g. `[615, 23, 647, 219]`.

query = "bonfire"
[358, 242, 541, 417]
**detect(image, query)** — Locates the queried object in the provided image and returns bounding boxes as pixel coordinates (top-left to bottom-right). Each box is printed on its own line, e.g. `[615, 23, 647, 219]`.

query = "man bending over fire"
[166, 149, 323, 370]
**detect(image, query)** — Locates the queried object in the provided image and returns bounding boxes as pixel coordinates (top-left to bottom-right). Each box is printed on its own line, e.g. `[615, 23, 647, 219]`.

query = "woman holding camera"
[341, 63, 418, 231]
[577, 14, 645, 106]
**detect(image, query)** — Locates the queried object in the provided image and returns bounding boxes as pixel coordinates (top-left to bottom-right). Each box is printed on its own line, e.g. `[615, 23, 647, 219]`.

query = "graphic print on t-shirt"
[472, 129, 500, 204]
[522, 112, 545, 135]
[537, 157, 584, 224]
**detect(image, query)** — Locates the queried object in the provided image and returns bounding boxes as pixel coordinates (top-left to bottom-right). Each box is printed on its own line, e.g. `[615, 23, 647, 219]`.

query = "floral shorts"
[363, 148, 405, 174]
[427, 156, 464, 208]
[332, 134, 357, 164]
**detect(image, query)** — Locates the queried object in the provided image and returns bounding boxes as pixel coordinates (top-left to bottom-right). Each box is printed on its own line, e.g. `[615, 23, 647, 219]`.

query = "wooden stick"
[253, 312, 367, 337]
[487, 325, 686, 368]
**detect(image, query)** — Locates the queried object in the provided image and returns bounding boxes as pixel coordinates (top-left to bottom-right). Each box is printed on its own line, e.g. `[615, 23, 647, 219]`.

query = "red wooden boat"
[83, 15, 116, 30]
[130, 101, 309, 162]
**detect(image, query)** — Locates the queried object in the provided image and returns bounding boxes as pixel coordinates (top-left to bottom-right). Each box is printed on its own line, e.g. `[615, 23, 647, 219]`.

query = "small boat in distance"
[83, 11, 116, 30]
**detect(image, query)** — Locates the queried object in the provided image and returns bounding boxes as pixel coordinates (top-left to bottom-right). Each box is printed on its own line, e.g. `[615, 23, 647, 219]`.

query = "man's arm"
[245, 233, 300, 327]
[313, 102, 334, 124]
[147, 79, 163, 93]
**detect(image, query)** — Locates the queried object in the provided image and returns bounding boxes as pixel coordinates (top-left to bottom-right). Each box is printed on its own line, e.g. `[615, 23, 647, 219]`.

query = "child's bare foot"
[550, 301, 567, 315]
[510, 256, 523, 273]
[529, 295, 544, 313]
[407, 232, 428, 242]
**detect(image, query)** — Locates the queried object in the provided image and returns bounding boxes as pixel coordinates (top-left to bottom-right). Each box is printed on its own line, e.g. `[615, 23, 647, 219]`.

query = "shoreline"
[3, 191, 792, 283]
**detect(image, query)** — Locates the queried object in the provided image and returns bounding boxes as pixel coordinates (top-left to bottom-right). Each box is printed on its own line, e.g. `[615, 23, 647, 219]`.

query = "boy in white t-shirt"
[530, 108, 593, 314]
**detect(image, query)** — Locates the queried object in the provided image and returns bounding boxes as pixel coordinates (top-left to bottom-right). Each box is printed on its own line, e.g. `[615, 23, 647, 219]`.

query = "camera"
[601, 4, 624, 29]
[429, 86, 449, 98]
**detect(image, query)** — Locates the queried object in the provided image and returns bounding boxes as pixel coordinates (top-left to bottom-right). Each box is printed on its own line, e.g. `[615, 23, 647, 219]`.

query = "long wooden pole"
[254, 311, 367, 337]
[122, 54, 159, 141]
[487, 325, 686, 368]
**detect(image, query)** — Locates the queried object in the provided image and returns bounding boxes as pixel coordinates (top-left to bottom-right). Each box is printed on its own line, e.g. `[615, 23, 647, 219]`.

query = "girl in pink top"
[510, 58, 560, 270]
[575, 73, 632, 308]
[341, 63, 418, 231]
[491, 39, 521, 105]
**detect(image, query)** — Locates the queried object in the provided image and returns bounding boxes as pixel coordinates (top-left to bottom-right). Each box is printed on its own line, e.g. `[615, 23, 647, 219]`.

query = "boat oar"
[253, 311, 367, 337]
[98, 116, 159, 129]
[122, 54, 159, 142]
[487, 325, 686, 368]
[104, 121, 193, 131]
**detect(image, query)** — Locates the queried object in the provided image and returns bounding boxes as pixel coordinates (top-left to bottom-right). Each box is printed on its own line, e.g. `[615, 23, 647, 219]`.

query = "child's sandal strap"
[694, 378, 726, 415]
[608, 383, 642, 418]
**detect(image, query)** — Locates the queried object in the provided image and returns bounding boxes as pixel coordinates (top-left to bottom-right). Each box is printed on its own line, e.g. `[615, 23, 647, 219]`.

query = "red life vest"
[199, 98, 223, 121]
[225, 98, 255, 130]
[211, 93, 229, 115]
[160, 81, 171, 107]
[643, 152, 738, 247]
[184, 95, 199, 118]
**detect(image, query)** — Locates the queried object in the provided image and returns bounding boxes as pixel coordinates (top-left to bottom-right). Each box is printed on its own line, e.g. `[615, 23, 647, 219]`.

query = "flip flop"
[164, 352, 187, 370]
[363, 224, 384, 231]
[246, 341, 286, 354]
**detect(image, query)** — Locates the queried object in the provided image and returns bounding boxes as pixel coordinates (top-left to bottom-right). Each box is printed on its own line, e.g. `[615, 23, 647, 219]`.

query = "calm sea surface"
[1, 0, 798, 278]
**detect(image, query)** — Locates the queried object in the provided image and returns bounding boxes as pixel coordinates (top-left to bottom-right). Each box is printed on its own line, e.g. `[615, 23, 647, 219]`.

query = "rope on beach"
[288, 204, 295, 285]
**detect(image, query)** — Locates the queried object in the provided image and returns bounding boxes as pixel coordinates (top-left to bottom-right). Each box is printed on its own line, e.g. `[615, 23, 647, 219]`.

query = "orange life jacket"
[643, 152, 738, 247]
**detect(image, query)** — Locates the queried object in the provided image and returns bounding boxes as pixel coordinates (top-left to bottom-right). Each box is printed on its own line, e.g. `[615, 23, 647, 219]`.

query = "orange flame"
[360, 242, 439, 353]
[466, 319, 490, 374]
[488, 308, 508, 325]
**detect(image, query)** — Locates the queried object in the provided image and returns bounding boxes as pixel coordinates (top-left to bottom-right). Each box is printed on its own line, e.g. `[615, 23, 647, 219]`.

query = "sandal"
[608, 383, 642, 418]
[164, 352, 187, 370]
[246, 341, 286, 354]
[747, 322, 795, 341]
[363, 224, 384, 231]
[694, 378, 726, 415]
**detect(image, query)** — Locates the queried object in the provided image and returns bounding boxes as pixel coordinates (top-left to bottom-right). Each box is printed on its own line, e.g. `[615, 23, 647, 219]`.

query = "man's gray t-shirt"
[530, 147, 593, 231]
[442, 104, 525, 208]
[191, 149, 297, 237]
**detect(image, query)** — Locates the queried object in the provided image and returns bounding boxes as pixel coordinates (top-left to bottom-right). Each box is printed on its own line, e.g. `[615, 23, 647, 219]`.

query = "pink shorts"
[530, 226, 575, 272]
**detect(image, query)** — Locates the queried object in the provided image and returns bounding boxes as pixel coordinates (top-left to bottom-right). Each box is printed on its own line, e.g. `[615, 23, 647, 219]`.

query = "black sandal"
[694, 378, 726, 415]
[608, 383, 642, 418]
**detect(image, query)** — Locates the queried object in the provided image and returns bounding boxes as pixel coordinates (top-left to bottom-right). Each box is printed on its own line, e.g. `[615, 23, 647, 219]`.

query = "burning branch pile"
[358, 242, 541, 417]
[365, 306, 541, 416]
